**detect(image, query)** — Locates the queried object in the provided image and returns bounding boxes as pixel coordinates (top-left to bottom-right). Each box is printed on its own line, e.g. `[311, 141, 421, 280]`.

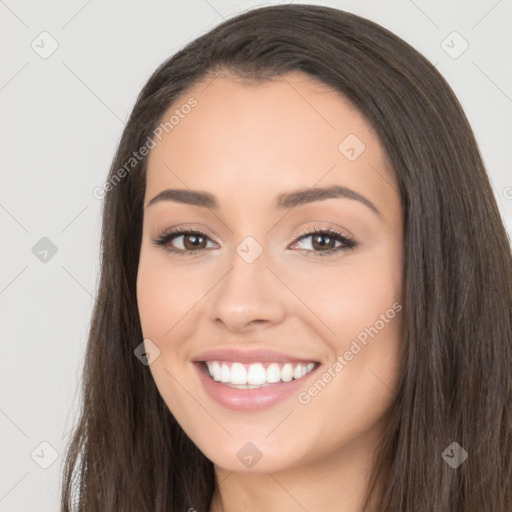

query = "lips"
[192, 348, 319, 364]
[191, 348, 320, 411]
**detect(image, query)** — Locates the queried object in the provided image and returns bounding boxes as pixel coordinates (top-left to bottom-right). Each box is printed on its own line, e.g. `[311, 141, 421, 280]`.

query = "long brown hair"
[60, 4, 512, 511]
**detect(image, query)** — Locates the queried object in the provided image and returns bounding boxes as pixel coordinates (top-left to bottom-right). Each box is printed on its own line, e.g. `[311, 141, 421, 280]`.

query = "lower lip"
[193, 362, 319, 412]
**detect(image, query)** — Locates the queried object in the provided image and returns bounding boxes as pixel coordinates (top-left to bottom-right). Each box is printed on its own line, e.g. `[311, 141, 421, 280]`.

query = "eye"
[152, 228, 217, 257]
[290, 226, 357, 257]
[152, 225, 357, 257]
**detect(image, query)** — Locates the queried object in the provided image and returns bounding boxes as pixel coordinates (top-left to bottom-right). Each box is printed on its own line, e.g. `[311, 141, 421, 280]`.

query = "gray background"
[0, 0, 511, 510]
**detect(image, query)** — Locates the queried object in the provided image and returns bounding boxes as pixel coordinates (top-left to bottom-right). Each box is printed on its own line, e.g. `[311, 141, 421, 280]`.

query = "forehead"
[144, 70, 396, 212]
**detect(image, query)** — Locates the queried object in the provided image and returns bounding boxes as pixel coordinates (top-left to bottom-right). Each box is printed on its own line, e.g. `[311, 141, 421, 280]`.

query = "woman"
[61, 4, 512, 511]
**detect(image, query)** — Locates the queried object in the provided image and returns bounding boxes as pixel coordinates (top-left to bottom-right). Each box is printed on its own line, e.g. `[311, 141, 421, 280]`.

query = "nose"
[207, 247, 287, 333]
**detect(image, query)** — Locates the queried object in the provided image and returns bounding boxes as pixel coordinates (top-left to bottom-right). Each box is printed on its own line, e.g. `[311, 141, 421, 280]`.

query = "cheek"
[137, 260, 169, 340]
[287, 248, 403, 411]
[329, 270, 401, 345]
[287, 248, 402, 347]
[136, 249, 211, 403]
[136, 249, 200, 340]
[289, 269, 403, 459]
[136, 253, 201, 411]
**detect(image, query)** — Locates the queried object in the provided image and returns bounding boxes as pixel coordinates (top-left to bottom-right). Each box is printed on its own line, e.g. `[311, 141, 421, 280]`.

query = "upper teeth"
[205, 361, 316, 387]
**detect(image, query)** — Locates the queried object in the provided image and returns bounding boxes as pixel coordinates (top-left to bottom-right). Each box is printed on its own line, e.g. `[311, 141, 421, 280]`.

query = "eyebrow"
[146, 185, 381, 217]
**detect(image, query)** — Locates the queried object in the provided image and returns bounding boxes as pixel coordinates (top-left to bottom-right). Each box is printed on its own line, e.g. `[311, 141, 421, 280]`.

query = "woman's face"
[137, 70, 403, 473]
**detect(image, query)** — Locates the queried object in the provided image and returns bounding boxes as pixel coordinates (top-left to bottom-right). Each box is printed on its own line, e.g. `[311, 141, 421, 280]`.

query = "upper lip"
[192, 348, 319, 364]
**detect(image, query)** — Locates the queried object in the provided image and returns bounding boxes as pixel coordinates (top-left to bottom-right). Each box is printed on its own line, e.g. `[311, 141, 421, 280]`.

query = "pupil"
[185, 234, 204, 250]
[313, 234, 333, 250]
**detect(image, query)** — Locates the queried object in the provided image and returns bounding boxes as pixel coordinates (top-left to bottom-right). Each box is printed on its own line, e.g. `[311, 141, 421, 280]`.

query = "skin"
[136, 70, 404, 512]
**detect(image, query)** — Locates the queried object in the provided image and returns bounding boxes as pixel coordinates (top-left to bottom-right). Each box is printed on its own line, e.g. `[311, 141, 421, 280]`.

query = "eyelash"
[152, 226, 357, 258]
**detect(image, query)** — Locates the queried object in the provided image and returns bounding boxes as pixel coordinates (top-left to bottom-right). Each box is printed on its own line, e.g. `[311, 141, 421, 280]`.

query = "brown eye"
[310, 233, 338, 251]
[152, 228, 216, 256]
[291, 227, 357, 257]
[181, 233, 207, 250]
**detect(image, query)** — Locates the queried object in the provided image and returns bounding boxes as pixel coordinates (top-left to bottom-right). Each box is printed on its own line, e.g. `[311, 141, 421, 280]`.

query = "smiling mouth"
[201, 360, 319, 389]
